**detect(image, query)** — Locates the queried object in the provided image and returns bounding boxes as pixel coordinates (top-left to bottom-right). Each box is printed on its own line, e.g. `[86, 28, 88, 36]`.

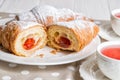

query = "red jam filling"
[23, 38, 35, 50]
[102, 47, 120, 60]
[57, 36, 71, 48]
[115, 12, 120, 18]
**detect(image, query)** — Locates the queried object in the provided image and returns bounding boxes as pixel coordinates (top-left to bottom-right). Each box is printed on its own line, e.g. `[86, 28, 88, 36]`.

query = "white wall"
[38, 0, 110, 20]
[0, 0, 120, 20]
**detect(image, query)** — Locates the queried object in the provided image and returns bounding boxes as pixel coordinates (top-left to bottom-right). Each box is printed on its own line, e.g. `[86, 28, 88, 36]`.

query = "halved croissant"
[47, 20, 99, 51]
[1, 21, 47, 57]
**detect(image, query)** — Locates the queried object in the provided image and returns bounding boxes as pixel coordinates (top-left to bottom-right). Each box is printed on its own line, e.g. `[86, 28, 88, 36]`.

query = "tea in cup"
[97, 41, 120, 80]
[111, 9, 120, 36]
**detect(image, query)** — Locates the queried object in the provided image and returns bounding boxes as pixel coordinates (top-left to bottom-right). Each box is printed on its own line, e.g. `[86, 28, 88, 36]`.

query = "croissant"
[1, 21, 47, 57]
[0, 26, 3, 44]
[16, 5, 93, 26]
[47, 20, 99, 51]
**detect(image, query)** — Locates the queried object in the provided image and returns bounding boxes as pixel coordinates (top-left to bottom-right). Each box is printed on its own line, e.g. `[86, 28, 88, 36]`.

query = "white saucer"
[98, 21, 120, 41]
[79, 55, 110, 80]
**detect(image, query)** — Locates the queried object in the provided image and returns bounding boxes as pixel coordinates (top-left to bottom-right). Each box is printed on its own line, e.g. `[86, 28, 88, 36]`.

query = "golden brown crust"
[2, 23, 20, 51]
[1, 22, 22, 52]
[0, 26, 3, 44]
[72, 25, 99, 51]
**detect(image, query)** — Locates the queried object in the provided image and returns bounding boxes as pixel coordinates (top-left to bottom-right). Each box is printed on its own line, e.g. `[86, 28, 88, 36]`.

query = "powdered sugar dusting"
[17, 11, 37, 22]
[17, 5, 91, 26]
[11, 21, 42, 29]
[32, 5, 58, 23]
[0, 25, 6, 31]
[32, 5, 59, 24]
[31, 5, 87, 25]
[57, 8, 75, 20]
[55, 20, 96, 29]
[33, 5, 58, 16]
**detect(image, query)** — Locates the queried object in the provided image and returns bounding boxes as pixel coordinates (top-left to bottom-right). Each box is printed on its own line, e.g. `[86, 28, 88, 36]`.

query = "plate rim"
[79, 54, 110, 80]
[0, 36, 101, 65]
[98, 22, 120, 41]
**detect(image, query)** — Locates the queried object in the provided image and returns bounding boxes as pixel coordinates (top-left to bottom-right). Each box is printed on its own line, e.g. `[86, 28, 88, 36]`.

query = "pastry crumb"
[37, 54, 44, 58]
[50, 49, 60, 55]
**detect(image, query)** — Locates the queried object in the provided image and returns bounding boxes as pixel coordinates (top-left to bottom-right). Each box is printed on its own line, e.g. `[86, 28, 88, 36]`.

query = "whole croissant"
[16, 5, 93, 26]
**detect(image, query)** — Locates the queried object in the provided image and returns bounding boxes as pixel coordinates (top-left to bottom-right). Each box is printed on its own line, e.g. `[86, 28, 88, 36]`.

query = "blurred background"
[0, 0, 120, 20]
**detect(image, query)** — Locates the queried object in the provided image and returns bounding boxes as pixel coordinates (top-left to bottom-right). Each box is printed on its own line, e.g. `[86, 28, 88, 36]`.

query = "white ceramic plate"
[79, 55, 110, 80]
[0, 36, 100, 65]
[98, 22, 120, 41]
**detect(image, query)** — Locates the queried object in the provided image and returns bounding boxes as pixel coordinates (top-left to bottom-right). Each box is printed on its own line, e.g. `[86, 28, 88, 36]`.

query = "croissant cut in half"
[1, 21, 47, 57]
[47, 20, 99, 52]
